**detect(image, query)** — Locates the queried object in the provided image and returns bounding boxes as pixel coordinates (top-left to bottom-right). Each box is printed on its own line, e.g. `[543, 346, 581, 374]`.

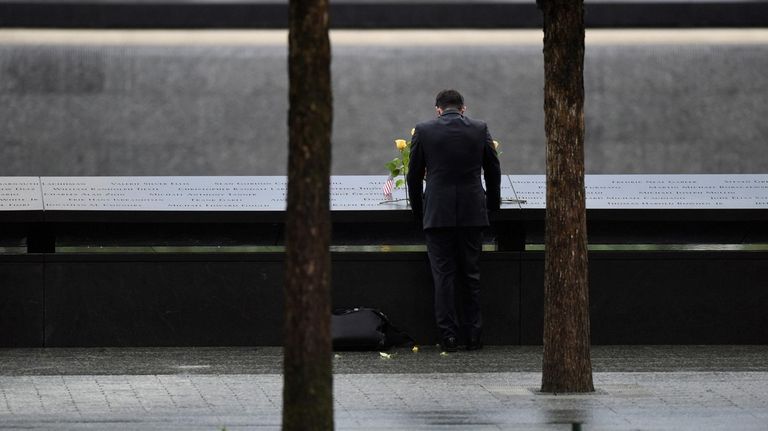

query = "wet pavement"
[0, 346, 767, 430]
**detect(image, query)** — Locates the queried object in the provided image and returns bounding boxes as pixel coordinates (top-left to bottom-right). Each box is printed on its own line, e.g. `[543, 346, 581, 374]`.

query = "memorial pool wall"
[1, 33, 767, 176]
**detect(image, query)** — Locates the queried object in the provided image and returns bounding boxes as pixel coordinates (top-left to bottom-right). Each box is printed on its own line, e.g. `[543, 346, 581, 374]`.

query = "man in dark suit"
[407, 89, 501, 352]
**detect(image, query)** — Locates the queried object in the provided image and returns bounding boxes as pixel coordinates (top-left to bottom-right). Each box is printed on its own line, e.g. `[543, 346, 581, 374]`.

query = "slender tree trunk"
[539, 0, 594, 393]
[282, 0, 333, 429]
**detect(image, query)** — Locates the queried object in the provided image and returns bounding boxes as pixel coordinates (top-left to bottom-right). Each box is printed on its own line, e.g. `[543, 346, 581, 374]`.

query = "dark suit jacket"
[406, 110, 501, 229]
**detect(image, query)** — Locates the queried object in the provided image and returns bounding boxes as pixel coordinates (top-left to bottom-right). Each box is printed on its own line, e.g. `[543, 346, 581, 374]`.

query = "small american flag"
[382, 176, 394, 200]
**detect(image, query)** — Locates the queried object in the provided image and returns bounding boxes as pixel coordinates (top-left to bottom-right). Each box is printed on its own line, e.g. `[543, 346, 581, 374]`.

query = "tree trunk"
[539, 0, 594, 393]
[282, 0, 334, 429]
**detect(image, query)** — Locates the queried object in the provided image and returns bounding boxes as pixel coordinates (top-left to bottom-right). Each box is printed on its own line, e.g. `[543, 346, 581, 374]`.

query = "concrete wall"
[1, 37, 767, 176]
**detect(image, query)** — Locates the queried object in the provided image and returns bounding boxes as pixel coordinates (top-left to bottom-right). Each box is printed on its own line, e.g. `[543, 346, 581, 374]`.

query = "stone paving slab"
[0, 346, 767, 430]
[1, 372, 767, 430]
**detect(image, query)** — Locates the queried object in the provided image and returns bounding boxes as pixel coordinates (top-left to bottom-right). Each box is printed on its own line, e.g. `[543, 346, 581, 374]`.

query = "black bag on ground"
[331, 307, 414, 351]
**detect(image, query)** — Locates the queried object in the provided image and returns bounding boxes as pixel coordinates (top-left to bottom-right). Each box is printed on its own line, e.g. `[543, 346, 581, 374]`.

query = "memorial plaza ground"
[0, 346, 766, 430]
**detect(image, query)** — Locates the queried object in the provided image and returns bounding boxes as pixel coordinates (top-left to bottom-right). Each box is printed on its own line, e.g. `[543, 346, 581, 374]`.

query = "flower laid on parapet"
[382, 129, 414, 203]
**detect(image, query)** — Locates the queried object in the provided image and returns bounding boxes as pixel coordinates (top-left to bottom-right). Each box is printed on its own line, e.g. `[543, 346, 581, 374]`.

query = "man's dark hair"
[435, 89, 464, 110]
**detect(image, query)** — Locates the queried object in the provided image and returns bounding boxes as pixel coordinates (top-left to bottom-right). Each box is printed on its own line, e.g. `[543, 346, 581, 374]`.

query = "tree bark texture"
[283, 0, 334, 429]
[539, 0, 594, 393]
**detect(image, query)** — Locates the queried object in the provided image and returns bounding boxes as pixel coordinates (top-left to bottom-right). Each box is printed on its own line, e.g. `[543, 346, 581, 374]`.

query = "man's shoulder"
[415, 118, 440, 130]
[463, 116, 488, 129]
[415, 116, 487, 129]
[416, 116, 488, 131]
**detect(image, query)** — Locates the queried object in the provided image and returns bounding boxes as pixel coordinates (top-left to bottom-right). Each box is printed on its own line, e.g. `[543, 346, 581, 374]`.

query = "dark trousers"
[424, 226, 484, 342]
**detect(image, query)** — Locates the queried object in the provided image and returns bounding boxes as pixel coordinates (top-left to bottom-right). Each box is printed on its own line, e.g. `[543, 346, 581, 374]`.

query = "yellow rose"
[411, 128, 416, 136]
[395, 139, 407, 150]
[493, 140, 500, 150]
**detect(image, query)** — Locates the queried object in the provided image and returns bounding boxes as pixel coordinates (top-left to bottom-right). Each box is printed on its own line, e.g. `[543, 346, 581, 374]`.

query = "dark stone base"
[0, 256, 44, 347]
[521, 252, 768, 344]
[2, 251, 766, 347]
[40, 253, 519, 347]
[44, 255, 285, 346]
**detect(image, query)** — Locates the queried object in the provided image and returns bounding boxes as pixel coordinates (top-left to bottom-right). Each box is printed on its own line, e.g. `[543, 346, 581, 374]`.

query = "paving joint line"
[187, 375, 215, 412]
[31, 377, 48, 414]
[0, 382, 12, 415]
[124, 376, 149, 414]
[220, 375, 247, 411]
[60, 375, 83, 418]
[154, 375, 179, 409]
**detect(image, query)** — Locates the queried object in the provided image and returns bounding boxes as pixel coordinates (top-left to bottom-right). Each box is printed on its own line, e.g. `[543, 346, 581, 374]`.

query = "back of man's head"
[435, 89, 464, 110]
